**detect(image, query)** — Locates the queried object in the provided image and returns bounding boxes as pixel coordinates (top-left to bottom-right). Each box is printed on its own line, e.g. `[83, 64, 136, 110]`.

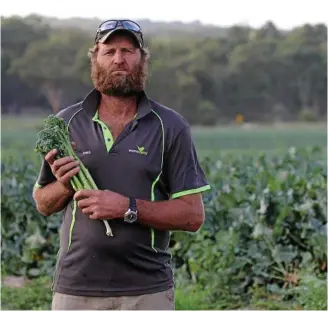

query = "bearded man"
[33, 19, 211, 310]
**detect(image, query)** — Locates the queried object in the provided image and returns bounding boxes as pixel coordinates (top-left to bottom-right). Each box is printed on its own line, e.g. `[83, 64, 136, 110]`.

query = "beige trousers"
[51, 288, 175, 310]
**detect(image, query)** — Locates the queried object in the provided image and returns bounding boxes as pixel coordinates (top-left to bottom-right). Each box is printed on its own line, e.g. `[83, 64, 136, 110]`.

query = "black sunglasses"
[95, 20, 143, 43]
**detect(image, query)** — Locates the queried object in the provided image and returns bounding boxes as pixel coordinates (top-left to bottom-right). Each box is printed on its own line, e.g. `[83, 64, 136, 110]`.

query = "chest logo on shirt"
[128, 146, 148, 156]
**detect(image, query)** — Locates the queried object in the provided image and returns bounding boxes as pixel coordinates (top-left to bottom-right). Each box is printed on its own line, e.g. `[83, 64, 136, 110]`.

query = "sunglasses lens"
[99, 20, 117, 32]
[122, 21, 141, 32]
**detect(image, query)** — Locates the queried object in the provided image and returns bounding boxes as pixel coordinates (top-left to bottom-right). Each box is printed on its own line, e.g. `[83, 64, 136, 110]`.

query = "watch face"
[125, 211, 137, 223]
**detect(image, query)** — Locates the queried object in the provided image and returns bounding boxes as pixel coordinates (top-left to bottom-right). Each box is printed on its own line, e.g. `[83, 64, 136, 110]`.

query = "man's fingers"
[79, 205, 102, 219]
[74, 189, 99, 201]
[53, 156, 76, 171]
[60, 167, 80, 185]
[89, 212, 100, 220]
[45, 149, 57, 165]
[80, 206, 94, 215]
[77, 197, 94, 209]
[56, 160, 80, 178]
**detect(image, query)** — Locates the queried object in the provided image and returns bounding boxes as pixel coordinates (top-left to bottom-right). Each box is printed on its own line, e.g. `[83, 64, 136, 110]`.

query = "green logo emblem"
[137, 146, 148, 155]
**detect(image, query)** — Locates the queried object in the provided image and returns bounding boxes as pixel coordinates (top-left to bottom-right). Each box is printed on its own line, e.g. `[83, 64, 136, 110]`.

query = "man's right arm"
[33, 181, 74, 216]
[33, 148, 80, 216]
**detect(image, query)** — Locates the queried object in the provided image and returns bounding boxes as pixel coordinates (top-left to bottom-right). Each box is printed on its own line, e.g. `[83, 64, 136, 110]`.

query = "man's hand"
[73, 189, 129, 220]
[33, 141, 79, 217]
[45, 143, 79, 190]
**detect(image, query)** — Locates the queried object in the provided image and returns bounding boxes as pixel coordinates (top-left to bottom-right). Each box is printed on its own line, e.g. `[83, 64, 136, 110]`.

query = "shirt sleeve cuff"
[34, 182, 43, 189]
[170, 184, 211, 199]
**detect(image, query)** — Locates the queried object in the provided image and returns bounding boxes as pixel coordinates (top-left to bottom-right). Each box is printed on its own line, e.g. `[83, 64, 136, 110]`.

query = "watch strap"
[129, 197, 137, 212]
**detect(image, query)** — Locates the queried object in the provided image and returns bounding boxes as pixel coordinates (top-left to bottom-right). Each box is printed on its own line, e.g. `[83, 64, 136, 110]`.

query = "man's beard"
[91, 58, 148, 97]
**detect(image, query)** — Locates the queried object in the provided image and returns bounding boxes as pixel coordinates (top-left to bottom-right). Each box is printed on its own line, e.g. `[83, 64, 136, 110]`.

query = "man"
[33, 19, 211, 310]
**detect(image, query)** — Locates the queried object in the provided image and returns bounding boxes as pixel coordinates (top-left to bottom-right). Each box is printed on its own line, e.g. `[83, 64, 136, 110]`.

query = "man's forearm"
[135, 194, 204, 232]
[33, 181, 74, 216]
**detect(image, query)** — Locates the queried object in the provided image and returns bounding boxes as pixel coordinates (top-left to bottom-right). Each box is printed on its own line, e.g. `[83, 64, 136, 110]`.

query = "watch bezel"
[124, 209, 138, 223]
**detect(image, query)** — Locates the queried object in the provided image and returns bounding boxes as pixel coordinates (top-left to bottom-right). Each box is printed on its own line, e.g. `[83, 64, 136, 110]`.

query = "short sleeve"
[166, 126, 211, 199]
[34, 158, 56, 189]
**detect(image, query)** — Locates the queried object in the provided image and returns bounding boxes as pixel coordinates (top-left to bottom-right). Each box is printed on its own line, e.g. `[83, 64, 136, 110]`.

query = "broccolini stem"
[77, 164, 93, 189]
[104, 220, 113, 236]
[56, 123, 113, 236]
[71, 177, 78, 191]
[79, 164, 98, 189]
[71, 175, 83, 190]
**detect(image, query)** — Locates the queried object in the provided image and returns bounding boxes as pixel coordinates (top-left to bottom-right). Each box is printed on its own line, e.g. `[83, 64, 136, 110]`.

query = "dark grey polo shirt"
[35, 89, 211, 297]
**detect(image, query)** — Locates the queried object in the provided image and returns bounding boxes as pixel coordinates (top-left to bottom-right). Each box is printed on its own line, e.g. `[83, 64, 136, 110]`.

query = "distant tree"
[10, 30, 88, 112]
[1, 15, 327, 123]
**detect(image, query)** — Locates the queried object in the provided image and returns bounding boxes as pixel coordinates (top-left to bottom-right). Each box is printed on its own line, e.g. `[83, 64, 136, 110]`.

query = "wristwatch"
[124, 197, 138, 223]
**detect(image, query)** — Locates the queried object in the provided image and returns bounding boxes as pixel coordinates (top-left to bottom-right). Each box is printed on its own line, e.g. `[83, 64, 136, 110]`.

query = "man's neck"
[99, 93, 138, 119]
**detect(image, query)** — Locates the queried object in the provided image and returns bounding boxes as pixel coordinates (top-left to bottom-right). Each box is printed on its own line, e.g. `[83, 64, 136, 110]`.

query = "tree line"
[2, 15, 327, 125]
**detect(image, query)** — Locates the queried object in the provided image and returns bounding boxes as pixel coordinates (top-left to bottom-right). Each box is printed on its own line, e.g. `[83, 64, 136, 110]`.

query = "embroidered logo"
[129, 146, 148, 155]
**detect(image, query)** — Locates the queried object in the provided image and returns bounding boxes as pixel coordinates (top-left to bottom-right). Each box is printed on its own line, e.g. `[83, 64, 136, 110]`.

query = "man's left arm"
[136, 193, 205, 232]
[135, 125, 211, 232]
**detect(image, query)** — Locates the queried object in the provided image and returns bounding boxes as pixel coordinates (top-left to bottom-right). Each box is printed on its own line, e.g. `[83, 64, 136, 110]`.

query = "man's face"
[91, 33, 148, 97]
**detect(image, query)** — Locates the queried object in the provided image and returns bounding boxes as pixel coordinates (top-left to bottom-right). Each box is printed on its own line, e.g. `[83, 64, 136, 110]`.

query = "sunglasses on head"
[94, 19, 143, 43]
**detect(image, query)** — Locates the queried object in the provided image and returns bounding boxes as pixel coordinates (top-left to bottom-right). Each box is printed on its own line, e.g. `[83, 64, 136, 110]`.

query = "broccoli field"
[1, 116, 327, 310]
[1, 116, 327, 162]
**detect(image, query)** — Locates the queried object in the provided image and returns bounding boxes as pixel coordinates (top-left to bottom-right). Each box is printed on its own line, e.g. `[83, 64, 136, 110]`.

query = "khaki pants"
[51, 288, 175, 310]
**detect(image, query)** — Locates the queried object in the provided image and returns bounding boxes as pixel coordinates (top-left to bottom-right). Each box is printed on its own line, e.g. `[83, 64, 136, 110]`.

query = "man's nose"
[113, 50, 124, 64]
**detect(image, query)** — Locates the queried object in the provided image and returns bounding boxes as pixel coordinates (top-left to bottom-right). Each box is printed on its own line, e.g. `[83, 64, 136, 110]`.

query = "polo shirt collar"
[82, 89, 152, 120]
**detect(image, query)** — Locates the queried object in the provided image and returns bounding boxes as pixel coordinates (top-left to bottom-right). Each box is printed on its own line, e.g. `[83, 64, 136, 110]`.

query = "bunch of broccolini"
[35, 114, 113, 236]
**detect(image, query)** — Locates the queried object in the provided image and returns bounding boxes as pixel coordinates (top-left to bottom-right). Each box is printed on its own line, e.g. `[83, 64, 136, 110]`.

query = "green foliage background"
[1, 145, 327, 310]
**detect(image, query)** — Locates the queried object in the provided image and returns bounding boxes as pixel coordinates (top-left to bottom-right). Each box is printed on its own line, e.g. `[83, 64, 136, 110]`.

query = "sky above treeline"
[2, 0, 327, 29]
